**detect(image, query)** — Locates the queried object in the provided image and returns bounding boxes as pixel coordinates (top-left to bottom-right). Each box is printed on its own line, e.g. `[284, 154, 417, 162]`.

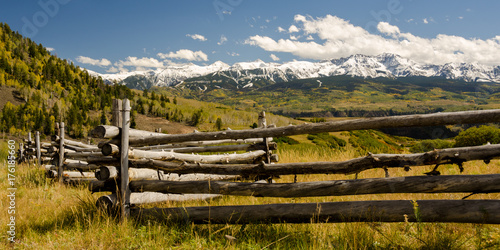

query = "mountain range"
[89, 53, 500, 90]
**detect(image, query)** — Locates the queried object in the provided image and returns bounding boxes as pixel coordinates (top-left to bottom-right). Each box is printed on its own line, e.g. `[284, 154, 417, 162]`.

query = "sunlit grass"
[1, 140, 500, 249]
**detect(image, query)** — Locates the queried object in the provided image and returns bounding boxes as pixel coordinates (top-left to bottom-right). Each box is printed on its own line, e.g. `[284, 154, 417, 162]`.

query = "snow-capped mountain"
[90, 54, 500, 90]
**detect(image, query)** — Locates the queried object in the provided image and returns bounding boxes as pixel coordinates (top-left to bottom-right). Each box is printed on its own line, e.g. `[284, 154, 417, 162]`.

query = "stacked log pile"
[90, 106, 277, 209]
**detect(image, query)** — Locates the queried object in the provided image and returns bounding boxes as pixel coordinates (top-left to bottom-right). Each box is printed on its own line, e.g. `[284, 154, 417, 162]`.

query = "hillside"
[0, 23, 294, 138]
[159, 75, 500, 119]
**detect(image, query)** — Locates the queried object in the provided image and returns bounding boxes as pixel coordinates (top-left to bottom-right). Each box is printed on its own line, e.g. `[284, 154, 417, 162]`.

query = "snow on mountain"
[91, 54, 500, 90]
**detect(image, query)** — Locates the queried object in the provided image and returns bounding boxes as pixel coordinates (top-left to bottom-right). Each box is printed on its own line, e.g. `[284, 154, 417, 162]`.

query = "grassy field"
[1, 139, 500, 249]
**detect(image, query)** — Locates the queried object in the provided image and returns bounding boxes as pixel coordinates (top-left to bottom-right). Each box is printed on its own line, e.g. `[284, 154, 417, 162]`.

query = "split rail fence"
[91, 99, 500, 224]
[26, 98, 500, 224]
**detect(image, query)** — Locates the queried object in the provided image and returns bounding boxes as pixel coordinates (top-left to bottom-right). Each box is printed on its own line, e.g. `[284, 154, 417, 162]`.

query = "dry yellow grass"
[1, 140, 500, 249]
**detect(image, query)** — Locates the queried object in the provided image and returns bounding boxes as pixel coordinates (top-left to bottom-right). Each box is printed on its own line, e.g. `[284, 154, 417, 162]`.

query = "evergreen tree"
[215, 117, 223, 131]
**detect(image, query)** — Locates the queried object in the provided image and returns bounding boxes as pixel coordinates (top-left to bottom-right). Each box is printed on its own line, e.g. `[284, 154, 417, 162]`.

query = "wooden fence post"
[18, 143, 23, 163]
[35, 131, 41, 165]
[119, 99, 131, 220]
[58, 122, 65, 183]
[113, 99, 123, 128]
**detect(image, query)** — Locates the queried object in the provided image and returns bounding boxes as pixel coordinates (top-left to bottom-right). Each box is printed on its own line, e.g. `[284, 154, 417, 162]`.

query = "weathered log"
[158, 142, 277, 153]
[102, 142, 276, 156]
[129, 174, 500, 197]
[58, 122, 65, 183]
[44, 165, 56, 171]
[52, 136, 96, 149]
[125, 109, 500, 146]
[101, 143, 120, 156]
[129, 144, 500, 176]
[119, 98, 131, 219]
[64, 145, 100, 152]
[65, 151, 104, 159]
[91, 125, 166, 139]
[97, 192, 221, 209]
[95, 167, 163, 181]
[160, 173, 239, 182]
[35, 131, 41, 165]
[132, 200, 500, 224]
[128, 149, 269, 164]
[94, 166, 237, 182]
[118, 138, 272, 150]
[18, 143, 24, 163]
[46, 170, 96, 179]
[89, 179, 118, 193]
[112, 99, 122, 127]
[95, 166, 118, 181]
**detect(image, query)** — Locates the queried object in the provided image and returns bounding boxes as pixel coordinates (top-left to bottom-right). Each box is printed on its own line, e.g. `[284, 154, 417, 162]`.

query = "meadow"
[1, 139, 500, 249]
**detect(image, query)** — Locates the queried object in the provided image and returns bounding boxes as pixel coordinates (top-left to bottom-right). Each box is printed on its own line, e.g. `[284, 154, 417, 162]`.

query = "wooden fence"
[27, 98, 500, 224]
[90, 99, 500, 224]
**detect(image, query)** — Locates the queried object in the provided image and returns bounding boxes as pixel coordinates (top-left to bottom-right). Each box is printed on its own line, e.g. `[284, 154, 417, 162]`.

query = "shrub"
[409, 139, 454, 153]
[348, 130, 402, 154]
[454, 125, 500, 147]
[307, 132, 346, 149]
[274, 136, 300, 145]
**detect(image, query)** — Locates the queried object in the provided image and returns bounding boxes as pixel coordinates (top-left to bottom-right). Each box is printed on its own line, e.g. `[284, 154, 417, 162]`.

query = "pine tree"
[215, 117, 223, 131]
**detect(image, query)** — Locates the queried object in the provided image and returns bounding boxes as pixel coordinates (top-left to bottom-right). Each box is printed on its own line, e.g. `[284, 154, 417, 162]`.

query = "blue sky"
[1, 0, 499, 73]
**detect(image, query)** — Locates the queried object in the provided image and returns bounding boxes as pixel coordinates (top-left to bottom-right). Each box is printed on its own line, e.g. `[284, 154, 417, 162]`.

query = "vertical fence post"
[119, 99, 131, 220]
[58, 122, 65, 183]
[113, 99, 123, 128]
[28, 131, 32, 145]
[35, 131, 41, 165]
[258, 111, 271, 164]
[18, 143, 24, 163]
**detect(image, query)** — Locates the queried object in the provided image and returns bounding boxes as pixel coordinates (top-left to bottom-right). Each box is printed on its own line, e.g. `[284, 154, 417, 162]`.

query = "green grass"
[1, 140, 500, 249]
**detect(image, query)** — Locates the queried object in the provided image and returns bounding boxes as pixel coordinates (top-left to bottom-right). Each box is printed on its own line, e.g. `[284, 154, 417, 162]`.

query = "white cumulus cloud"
[270, 54, 280, 61]
[245, 14, 500, 66]
[116, 56, 164, 69]
[377, 22, 400, 36]
[288, 25, 300, 33]
[186, 34, 207, 41]
[76, 56, 111, 67]
[157, 49, 208, 61]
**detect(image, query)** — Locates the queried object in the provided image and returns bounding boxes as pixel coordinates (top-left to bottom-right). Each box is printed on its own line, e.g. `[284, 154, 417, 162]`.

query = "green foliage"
[189, 108, 204, 126]
[309, 117, 326, 123]
[454, 125, 500, 147]
[307, 132, 346, 149]
[273, 136, 300, 145]
[349, 130, 402, 154]
[215, 117, 223, 131]
[409, 139, 454, 153]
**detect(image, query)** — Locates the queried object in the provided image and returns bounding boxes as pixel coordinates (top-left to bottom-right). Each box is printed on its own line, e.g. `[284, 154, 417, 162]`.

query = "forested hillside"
[0, 23, 298, 139]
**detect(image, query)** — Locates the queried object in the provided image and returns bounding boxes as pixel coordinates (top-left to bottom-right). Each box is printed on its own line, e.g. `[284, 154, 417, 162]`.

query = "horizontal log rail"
[129, 144, 500, 176]
[101, 142, 277, 156]
[127, 149, 271, 164]
[131, 200, 500, 224]
[51, 136, 97, 149]
[120, 109, 500, 146]
[132, 138, 270, 150]
[95, 166, 239, 182]
[129, 174, 500, 197]
[97, 192, 221, 207]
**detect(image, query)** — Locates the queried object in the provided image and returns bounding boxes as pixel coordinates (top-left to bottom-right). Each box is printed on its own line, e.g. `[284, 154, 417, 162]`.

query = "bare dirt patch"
[0, 85, 25, 110]
[134, 113, 195, 134]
